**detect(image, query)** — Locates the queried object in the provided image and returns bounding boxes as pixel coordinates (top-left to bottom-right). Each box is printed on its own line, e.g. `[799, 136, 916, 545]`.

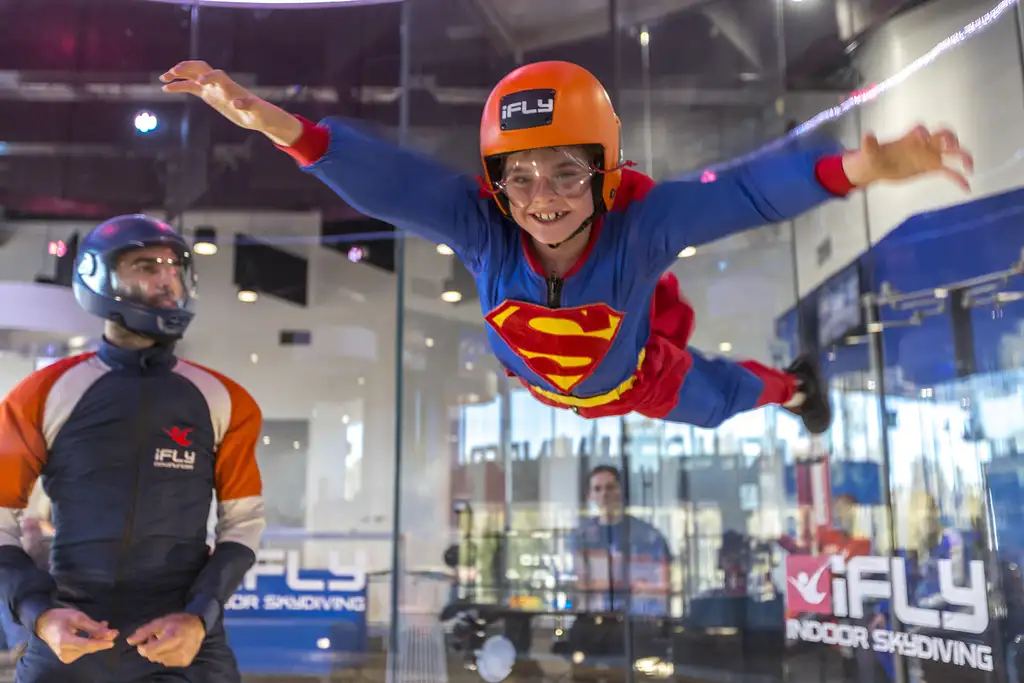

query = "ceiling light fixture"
[193, 226, 218, 256]
[134, 111, 158, 134]
[144, 0, 400, 7]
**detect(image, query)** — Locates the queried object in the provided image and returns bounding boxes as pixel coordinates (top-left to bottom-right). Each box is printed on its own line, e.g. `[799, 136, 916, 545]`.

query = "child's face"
[502, 146, 596, 246]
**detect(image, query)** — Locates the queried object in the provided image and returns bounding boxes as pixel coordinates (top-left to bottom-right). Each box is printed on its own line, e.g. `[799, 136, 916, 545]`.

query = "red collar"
[612, 168, 656, 210]
[521, 217, 602, 278]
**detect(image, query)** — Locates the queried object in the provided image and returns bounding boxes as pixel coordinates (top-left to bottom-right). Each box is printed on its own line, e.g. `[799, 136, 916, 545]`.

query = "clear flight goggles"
[493, 147, 596, 209]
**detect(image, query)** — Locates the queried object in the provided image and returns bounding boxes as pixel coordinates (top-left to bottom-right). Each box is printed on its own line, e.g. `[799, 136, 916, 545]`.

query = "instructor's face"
[114, 246, 187, 309]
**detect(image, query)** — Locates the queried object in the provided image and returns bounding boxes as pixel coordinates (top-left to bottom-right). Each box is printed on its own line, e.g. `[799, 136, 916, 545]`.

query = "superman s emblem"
[485, 301, 623, 393]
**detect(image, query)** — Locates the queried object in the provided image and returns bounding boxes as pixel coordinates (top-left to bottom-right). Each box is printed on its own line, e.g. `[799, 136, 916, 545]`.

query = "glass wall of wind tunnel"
[0, 0, 158, 417]
[779, 1, 1024, 683]
[179, 2, 407, 677]
[605, 0, 823, 681]
[0, 0, 405, 676]
[395, 1, 635, 682]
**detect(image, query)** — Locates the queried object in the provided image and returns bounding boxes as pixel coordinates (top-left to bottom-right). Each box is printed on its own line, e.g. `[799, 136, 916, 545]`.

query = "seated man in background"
[567, 466, 671, 662]
[571, 465, 671, 615]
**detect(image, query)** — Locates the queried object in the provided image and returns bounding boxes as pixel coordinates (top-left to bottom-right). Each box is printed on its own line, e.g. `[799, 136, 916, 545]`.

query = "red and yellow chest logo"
[485, 300, 624, 393]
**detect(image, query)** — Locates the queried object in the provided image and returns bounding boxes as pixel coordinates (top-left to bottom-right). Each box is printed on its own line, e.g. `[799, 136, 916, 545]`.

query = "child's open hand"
[843, 125, 974, 191]
[161, 61, 303, 147]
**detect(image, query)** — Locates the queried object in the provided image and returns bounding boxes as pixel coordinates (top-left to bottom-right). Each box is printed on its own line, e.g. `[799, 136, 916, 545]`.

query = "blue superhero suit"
[279, 116, 851, 427]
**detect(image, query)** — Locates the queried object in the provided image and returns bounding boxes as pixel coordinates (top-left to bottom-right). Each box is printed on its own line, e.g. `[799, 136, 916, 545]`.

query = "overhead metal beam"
[354, 80, 773, 107]
[0, 71, 773, 108]
[0, 71, 339, 104]
[511, 0, 714, 53]
[701, 2, 763, 71]
[0, 141, 251, 163]
[457, 0, 521, 58]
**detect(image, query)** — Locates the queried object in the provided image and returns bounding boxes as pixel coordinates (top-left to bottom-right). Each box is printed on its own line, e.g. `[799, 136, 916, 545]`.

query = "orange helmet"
[480, 61, 623, 215]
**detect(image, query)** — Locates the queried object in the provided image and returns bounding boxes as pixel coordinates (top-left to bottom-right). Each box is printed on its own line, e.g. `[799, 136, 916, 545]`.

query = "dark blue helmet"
[73, 214, 196, 342]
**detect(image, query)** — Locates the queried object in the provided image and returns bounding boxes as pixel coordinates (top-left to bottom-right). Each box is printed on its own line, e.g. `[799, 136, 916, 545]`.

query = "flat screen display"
[817, 264, 863, 347]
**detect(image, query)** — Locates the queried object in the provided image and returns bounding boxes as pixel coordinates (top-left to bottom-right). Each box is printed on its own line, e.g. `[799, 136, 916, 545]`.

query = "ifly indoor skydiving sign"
[224, 549, 369, 676]
[227, 548, 367, 613]
[785, 554, 992, 671]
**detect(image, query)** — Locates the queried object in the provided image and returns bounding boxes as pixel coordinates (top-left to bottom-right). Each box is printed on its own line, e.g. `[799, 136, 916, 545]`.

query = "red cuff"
[274, 115, 330, 167]
[814, 154, 855, 196]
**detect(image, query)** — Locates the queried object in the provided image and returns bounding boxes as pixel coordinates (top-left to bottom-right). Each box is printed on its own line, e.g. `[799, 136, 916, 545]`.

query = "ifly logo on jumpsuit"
[155, 426, 197, 470]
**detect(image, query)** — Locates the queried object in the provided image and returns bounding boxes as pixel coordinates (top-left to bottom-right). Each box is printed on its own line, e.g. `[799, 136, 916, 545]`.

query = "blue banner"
[224, 549, 368, 676]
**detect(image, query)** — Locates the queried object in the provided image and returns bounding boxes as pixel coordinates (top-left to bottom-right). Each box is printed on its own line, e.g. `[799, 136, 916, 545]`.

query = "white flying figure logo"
[789, 562, 829, 604]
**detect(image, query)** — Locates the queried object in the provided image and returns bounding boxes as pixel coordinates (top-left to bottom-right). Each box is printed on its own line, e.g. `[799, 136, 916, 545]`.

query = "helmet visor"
[109, 244, 194, 311]
[496, 146, 595, 209]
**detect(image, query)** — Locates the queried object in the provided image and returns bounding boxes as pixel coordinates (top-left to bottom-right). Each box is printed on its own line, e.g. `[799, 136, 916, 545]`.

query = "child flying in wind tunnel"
[162, 60, 972, 434]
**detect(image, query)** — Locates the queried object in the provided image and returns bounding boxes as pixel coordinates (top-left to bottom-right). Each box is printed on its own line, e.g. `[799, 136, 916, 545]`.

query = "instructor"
[0, 215, 266, 682]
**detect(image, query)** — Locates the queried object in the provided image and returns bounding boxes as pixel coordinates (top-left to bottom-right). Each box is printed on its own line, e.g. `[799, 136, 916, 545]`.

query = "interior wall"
[791, 0, 1024, 298]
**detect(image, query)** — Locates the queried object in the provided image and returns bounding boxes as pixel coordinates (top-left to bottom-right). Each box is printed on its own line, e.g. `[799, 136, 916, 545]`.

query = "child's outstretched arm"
[628, 126, 972, 274]
[161, 61, 494, 269]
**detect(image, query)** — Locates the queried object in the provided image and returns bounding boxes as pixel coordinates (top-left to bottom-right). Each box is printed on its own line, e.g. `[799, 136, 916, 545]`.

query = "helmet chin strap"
[542, 217, 593, 250]
[109, 318, 178, 349]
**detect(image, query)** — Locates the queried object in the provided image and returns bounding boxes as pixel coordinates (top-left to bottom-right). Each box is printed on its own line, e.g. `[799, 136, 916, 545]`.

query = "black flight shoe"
[784, 355, 833, 435]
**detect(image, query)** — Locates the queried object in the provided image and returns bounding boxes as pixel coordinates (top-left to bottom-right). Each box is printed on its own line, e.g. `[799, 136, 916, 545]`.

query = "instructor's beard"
[104, 320, 156, 350]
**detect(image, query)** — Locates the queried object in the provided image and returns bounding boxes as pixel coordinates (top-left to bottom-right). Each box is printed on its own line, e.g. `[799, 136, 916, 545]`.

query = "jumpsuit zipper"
[546, 276, 581, 413]
[116, 381, 147, 574]
[546, 276, 563, 308]
[110, 374, 148, 670]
